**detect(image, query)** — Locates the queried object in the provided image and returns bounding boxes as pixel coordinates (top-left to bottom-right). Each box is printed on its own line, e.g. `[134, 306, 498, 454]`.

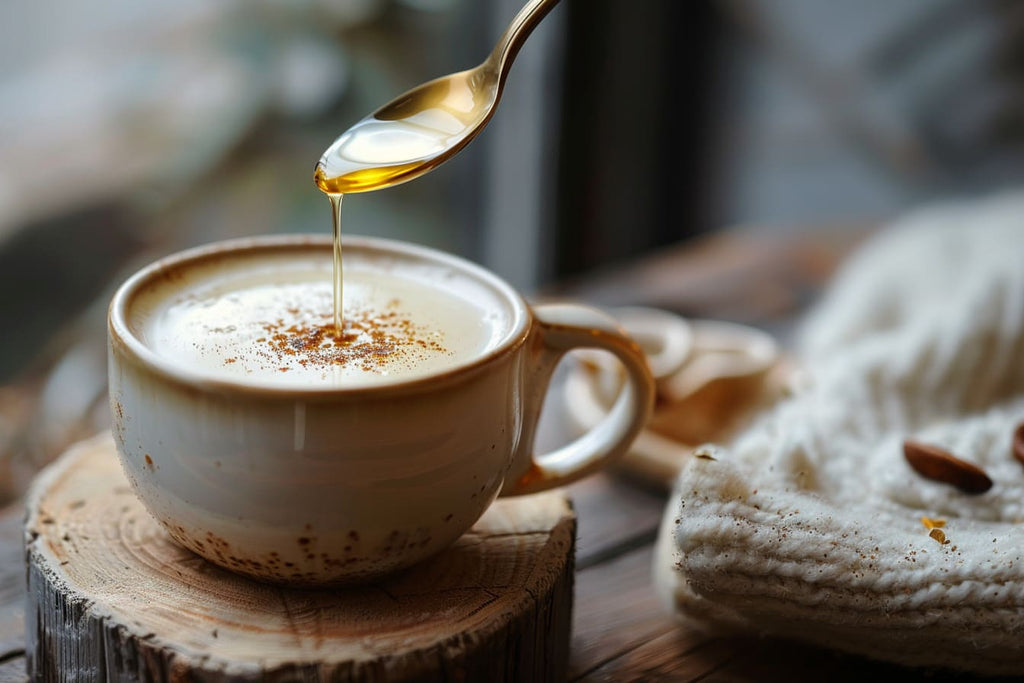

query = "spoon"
[314, 0, 562, 194]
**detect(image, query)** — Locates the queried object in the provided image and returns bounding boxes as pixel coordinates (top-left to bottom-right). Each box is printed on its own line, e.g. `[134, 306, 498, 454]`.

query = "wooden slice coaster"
[25, 433, 575, 681]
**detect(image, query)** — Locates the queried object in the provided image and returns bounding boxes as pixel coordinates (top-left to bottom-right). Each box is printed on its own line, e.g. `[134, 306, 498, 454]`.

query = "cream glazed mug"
[108, 235, 654, 584]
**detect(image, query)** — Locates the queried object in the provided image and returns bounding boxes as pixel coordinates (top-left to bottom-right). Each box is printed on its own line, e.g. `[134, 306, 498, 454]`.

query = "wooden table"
[0, 471, 982, 681]
[0, 226, 988, 680]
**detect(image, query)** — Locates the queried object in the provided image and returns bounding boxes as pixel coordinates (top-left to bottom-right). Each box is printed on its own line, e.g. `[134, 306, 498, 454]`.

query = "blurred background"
[5, 0, 1024, 496]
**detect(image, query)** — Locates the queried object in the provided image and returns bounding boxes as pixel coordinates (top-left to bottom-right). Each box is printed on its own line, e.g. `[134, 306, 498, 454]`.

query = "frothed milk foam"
[130, 245, 512, 388]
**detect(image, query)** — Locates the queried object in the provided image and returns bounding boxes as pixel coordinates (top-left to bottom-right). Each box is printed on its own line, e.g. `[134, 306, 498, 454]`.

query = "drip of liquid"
[329, 193, 343, 336]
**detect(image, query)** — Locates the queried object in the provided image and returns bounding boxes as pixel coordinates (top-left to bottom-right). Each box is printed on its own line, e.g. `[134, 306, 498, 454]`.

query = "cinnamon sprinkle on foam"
[237, 305, 450, 374]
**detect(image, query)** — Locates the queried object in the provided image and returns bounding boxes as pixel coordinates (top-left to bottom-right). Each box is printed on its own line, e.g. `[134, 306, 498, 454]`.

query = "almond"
[903, 440, 992, 494]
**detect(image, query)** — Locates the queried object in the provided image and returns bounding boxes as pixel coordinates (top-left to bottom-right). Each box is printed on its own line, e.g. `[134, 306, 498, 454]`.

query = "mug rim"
[108, 234, 532, 397]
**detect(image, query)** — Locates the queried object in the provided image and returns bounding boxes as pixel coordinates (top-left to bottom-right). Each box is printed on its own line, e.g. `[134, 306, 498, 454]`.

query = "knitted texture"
[654, 193, 1024, 675]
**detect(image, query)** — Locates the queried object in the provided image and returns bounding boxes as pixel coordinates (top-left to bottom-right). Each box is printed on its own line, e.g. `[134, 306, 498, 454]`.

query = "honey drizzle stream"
[329, 193, 344, 336]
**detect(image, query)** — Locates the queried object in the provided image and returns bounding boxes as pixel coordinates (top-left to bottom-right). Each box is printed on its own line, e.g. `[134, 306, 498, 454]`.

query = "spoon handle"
[487, 0, 562, 85]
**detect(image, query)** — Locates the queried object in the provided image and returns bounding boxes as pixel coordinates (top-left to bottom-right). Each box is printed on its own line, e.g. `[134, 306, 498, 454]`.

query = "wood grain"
[580, 629, 733, 682]
[25, 434, 576, 681]
[570, 545, 692, 680]
[568, 473, 665, 568]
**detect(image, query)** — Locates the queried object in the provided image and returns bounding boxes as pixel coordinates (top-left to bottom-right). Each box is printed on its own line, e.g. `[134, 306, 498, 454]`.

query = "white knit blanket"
[654, 193, 1024, 675]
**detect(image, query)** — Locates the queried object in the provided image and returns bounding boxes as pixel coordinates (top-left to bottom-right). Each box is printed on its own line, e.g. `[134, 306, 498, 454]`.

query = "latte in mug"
[109, 234, 654, 583]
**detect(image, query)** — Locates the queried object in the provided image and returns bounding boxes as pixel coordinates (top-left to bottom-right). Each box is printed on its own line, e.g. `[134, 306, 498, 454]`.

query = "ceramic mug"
[108, 235, 654, 584]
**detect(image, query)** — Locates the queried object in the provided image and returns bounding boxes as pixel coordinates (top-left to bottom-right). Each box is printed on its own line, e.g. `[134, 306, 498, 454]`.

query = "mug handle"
[499, 302, 655, 496]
